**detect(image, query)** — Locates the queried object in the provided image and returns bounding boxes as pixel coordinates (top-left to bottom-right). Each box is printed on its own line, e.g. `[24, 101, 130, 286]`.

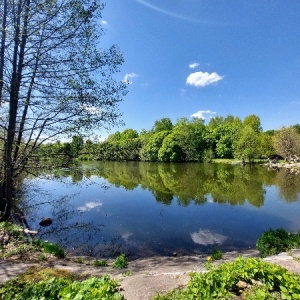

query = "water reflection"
[77, 201, 102, 212]
[21, 162, 300, 258]
[79, 161, 298, 206]
[191, 229, 227, 246]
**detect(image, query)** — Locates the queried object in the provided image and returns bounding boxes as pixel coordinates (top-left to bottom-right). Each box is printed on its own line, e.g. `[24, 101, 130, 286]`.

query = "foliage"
[211, 247, 223, 260]
[152, 257, 300, 300]
[0, 268, 123, 300]
[152, 118, 173, 133]
[112, 254, 128, 269]
[140, 131, 170, 161]
[0, 0, 127, 221]
[32, 239, 65, 258]
[234, 126, 260, 162]
[256, 228, 300, 258]
[273, 126, 300, 161]
[34, 114, 300, 167]
[94, 259, 108, 267]
[243, 114, 262, 133]
[0, 222, 38, 258]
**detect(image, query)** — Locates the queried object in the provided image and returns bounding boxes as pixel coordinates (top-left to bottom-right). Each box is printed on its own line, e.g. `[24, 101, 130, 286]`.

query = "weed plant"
[0, 267, 123, 300]
[153, 257, 300, 299]
[112, 254, 128, 269]
[211, 247, 223, 260]
[32, 239, 65, 258]
[256, 228, 300, 258]
[94, 259, 108, 267]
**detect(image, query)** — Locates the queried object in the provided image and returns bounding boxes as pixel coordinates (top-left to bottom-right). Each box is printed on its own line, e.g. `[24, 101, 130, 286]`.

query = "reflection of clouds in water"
[122, 232, 133, 243]
[191, 229, 227, 245]
[77, 201, 102, 212]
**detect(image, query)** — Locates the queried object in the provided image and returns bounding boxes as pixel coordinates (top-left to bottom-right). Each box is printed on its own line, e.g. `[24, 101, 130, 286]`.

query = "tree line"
[38, 115, 300, 163]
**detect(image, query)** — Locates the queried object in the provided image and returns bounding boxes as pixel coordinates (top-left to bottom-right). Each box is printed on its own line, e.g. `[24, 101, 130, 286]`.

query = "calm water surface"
[22, 162, 300, 258]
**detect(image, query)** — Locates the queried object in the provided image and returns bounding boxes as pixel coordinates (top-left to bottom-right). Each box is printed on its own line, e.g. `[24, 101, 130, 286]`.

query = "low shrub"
[0, 268, 124, 300]
[153, 257, 300, 299]
[112, 254, 128, 269]
[94, 259, 108, 267]
[256, 228, 300, 258]
[211, 247, 223, 260]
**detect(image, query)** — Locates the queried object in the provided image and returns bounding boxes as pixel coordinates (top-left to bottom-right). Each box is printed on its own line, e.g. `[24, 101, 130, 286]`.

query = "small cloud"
[77, 201, 102, 212]
[189, 62, 200, 69]
[191, 229, 227, 246]
[180, 88, 186, 96]
[191, 110, 216, 120]
[186, 71, 223, 87]
[101, 20, 108, 25]
[122, 73, 139, 84]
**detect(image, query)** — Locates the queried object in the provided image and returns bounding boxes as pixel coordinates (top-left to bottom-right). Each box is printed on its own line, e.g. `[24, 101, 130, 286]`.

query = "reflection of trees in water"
[275, 169, 300, 202]
[87, 162, 300, 207]
[19, 179, 105, 255]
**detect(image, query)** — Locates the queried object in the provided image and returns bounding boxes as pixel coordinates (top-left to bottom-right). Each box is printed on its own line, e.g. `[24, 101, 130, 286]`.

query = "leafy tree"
[273, 127, 300, 161]
[292, 124, 300, 134]
[243, 114, 262, 133]
[158, 131, 186, 162]
[206, 116, 241, 159]
[0, 0, 127, 220]
[259, 132, 275, 158]
[120, 129, 139, 140]
[140, 131, 170, 161]
[71, 136, 84, 158]
[152, 118, 173, 133]
[234, 126, 260, 162]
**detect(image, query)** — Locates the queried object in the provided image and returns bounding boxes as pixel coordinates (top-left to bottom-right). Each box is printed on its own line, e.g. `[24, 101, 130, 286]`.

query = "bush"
[112, 254, 128, 269]
[153, 257, 300, 299]
[0, 268, 124, 300]
[256, 228, 300, 258]
[211, 247, 223, 260]
[94, 259, 108, 267]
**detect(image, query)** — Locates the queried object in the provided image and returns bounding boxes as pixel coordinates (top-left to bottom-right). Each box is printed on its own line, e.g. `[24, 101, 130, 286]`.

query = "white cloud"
[189, 62, 199, 69]
[191, 229, 227, 246]
[77, 201, 102, 212]
[186, 71, 223, 87]
[122, 73, 139, 84]
[191, 110, 216, 120]
[101, 20, 108, 25]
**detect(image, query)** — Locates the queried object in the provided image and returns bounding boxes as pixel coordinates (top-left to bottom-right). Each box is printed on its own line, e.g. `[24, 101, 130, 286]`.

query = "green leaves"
[256, 228, 300, 258]
[0, 273, 124, 300]
[153, 257, 300, 300]
[112, 254, 128, 269]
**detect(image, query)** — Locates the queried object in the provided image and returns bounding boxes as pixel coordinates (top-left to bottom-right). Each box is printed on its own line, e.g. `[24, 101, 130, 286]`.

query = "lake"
[21, 161, 300, 258]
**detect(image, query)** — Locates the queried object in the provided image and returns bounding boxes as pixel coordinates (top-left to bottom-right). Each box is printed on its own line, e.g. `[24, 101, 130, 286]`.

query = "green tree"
[234, 126, 260, 162]
[0, 0, 127, 221]
[152, 118, 173, 133]
[140, 131, 170, 161]
[243, 114, 262, 133]
[71, 136, 84, 158]
[273, 127, 300, 162]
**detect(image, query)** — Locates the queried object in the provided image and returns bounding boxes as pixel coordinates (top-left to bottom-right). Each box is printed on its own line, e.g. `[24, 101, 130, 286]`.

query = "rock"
[39, 218, 53, 227]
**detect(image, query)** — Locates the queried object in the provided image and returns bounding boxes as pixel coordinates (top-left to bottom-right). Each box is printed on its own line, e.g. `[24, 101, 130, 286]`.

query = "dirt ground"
[1, 249, 300, 300]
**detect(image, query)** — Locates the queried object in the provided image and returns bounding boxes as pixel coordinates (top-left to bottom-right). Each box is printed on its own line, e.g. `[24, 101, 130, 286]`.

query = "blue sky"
[100, 0, 300, 136]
